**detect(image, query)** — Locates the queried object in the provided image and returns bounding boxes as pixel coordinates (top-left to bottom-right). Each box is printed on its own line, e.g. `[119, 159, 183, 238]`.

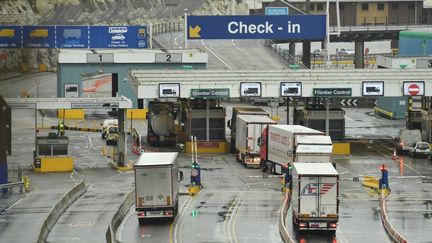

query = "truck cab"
[106, 126, 118, 145]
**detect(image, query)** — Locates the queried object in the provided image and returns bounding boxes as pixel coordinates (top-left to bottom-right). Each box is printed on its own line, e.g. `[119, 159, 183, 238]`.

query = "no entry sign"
[403, 81, 424, 96]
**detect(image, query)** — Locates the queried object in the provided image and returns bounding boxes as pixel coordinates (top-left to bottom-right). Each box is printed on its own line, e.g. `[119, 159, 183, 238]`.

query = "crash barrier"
[279, 190, 296, 243]
[58, 109, 85, 119]
[106, 189, 135, 243]
[374, 106, 395, 119]
[36, 180, 86, 243]
[264, 39, 305, 68]
[362, 176, 379, 189]
[42, 125, 101, 133]
[379, 190, 408, 243]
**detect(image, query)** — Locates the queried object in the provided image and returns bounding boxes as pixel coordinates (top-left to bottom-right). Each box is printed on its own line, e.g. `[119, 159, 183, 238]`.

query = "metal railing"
[264, 39, 307, 69]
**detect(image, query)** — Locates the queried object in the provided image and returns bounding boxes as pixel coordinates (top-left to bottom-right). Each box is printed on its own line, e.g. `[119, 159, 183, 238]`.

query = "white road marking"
[201, 40, 232, 69]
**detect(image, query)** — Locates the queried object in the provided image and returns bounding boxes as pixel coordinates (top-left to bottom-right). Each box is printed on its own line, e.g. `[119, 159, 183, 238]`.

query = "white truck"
[235, 115, 276, 168]
[395, 129, 423, 155]
[259, 125, 333, 174]
[134, 152, 183, 223]
[292, 163, 339, 233]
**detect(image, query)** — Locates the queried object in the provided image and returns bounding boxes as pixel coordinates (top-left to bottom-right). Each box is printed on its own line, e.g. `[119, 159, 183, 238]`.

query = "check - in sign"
[187, 15, 326, 40]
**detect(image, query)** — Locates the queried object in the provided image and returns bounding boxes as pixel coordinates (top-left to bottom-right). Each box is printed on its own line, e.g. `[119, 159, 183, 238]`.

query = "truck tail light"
[329, 223, 337, 228]
[164, 210, 173, 216]
[246, 157, 253, 162]
[137, 211, 145, 217]
[299, 222, 307, 228]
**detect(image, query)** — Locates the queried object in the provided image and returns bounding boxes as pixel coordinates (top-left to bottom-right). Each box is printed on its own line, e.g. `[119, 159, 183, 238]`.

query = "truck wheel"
[235, 152, 242, 162]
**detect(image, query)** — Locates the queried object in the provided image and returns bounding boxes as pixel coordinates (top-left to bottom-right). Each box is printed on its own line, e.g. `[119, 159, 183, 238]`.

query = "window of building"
[317, 3, 324, 11]
[377, 3, 385, 10]
[391, 3, 399, 10]
[361, 3, 368, 10]
[408, 3, 415, 9]
[310, 3, 315, 11]
[339, 3, 345, 10]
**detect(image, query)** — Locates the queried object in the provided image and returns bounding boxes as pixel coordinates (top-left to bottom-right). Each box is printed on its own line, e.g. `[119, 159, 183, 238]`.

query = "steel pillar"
[354, 40, 364, 68]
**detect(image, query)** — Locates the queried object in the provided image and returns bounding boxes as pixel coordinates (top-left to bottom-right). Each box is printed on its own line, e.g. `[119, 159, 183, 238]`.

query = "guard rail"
[279, 190, 295, 243]
[379, 190, 408, 243]
[264, 39, 306, 69]
[106, 189, 135, 243]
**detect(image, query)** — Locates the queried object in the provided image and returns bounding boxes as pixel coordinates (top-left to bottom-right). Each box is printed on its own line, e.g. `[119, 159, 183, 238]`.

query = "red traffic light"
[380, 164, 387, 172]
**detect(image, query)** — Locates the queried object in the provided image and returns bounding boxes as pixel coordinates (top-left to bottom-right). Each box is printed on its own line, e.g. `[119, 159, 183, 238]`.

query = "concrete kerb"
[36, 180, 86, 243]
[106, 189, 135, 243]
[379, 190, 408, 243]
[279, 190, 296, 243]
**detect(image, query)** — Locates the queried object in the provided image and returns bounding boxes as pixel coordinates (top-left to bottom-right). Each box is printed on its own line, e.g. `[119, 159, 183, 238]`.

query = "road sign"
[313, 88, 352, 97]
[362, 81, 384, 96]
[191, 169, 198, 177]
[0, 25, 148, 49]
[23, 26, 56, 48]
[0, 26, 21, 48]
[57, 26, 89, 48]
[155, 53, 182, 63]
[86, 53, 114, 63]
[240, 82, 262, 97]
[71, 102, 119, 109]
[265, 7, 289, 15]
[190, 89, 230, 98]
[416, 59, 432, 68]
[159, 83, 180, 98]
[403, 81, 424, 96]
[365, 48, 369, 55]
[281, 82, 302, 97]
[89, 26, 148, 48]
[187, 15, 326, 40]
[339, 99, 358, 106]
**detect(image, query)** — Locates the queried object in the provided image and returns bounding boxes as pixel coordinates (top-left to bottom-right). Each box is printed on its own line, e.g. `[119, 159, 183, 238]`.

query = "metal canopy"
[5, 96, 133, 109]
[130, 69, 432, 98]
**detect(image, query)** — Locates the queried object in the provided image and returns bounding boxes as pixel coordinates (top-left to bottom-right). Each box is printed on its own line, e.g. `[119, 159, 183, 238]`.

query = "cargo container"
[135, 152, 182, 223]
[292, 163, 339, 233]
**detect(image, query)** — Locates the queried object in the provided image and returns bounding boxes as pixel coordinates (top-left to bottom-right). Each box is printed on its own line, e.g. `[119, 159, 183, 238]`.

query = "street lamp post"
[165, 1, 179, 49]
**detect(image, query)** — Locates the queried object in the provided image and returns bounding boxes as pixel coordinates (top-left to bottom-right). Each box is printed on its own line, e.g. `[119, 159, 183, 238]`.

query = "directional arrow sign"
[187, 15, 326, 40]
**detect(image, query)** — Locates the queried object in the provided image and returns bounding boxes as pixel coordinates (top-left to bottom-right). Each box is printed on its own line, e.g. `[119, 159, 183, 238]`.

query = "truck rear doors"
[299, 176, 338, 220]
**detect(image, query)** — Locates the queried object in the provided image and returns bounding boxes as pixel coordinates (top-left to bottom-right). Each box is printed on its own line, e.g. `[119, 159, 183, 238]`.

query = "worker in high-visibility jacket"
[58, 122, 65, 136]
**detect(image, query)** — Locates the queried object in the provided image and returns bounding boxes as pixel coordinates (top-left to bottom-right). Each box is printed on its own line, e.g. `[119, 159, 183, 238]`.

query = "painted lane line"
[201, 39, 232, 70]
[231, 196, 242, 243]
[174, 196, 194, 243]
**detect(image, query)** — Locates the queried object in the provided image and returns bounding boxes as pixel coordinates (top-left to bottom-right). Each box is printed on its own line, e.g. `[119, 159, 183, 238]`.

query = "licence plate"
[310, 222, 327, 228]
[148, 211, 163, 215]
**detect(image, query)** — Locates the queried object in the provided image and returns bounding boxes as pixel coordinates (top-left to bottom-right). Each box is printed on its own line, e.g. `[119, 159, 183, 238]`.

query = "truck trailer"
[260, 125, 333, 173]
[292, 163, 339, 233]
[235, 115, 276, 168]
[134, 152, 182, 223]
[147, 101, 178, 147]
[228, 107, 269, 152]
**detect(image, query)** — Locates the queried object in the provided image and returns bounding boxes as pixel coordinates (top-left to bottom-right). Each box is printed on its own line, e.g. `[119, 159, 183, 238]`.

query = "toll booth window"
[53, 144, 68, 156]
[38, 144, 52, 156]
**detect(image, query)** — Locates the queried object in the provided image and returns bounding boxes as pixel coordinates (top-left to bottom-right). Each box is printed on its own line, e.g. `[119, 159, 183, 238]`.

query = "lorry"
[395, 129, 423, 155]
[147, 101, 178, 147]
[105, 126, 118, 145]
[134, 152, 183, 223]
[259, 125, 333, 174]
[228, 107, 269, 153]
[101, 119, 118, 139]
[291, 163, 339, 233]
[235, 115, 276, 168]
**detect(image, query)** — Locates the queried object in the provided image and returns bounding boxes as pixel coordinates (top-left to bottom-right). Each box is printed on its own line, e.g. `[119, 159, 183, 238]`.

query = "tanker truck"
[147, 101, 178, 147]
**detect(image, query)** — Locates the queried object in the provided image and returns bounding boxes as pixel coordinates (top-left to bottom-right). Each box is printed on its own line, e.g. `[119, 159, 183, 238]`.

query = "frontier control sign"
[313, 88, 352, 97]
[187, 15, 326, 40]
[190, 89, 230, 98]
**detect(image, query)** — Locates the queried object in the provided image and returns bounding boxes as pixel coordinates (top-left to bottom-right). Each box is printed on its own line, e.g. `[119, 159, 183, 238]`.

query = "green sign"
[313, 88, 352, 97]
[190, 89, 230, 98]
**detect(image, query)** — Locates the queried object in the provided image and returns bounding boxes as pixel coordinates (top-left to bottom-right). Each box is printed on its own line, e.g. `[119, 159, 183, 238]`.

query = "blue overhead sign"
[23, 26, 56, 48]
[0, 26, 21, 48]
[0, 25, 148, 49]
[265, 7, 289, 15]
[57, 26, 89, 48]
[89, 26, 148, 48]
[187, 15, 326, 40]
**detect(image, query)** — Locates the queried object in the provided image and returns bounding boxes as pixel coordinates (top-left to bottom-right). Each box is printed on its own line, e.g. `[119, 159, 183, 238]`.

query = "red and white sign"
[365, 48, 369, 55]
[191, 169, 198, 177]
[403, 81, 424, 96]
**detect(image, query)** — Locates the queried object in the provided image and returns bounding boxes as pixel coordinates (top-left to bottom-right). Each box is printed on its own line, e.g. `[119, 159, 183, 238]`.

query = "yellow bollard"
[102, 146, 106, 156]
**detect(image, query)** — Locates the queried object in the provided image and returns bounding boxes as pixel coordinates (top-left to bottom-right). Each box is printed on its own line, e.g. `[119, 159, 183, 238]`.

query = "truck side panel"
[268, 127, 292, 165]
[319, 176, 338, 217]
[135, 166, 173, 208]
[299, 176, 318, 216]
[235, 119, 247, 153]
